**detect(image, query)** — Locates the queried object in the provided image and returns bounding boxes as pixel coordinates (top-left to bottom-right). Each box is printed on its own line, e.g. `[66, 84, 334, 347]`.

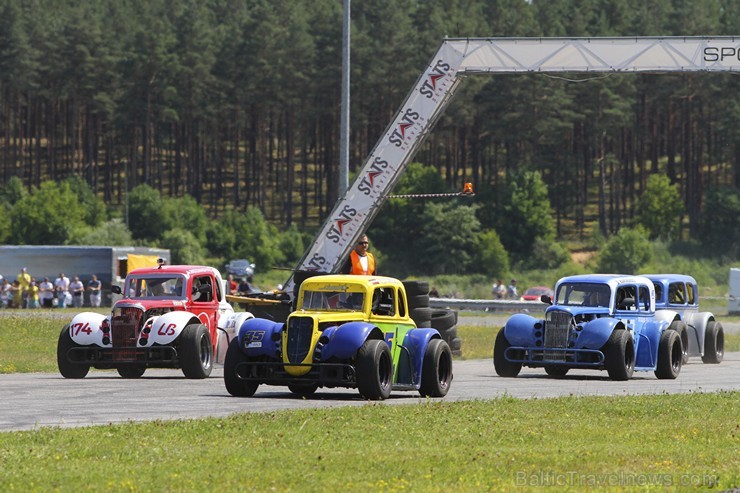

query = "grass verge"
[0, 392, 736, 491]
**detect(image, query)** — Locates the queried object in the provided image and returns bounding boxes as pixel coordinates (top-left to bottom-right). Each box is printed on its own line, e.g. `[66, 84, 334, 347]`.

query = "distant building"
[0, 245, 170, 307]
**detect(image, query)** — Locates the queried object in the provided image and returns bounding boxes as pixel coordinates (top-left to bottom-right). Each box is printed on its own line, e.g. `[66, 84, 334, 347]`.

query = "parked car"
[57, 262, 253, 379]
[224, 274, 453, 400]
[494, 274, 683, 380]
[520, 286, 554, 301]
[642, 274, 724, 364]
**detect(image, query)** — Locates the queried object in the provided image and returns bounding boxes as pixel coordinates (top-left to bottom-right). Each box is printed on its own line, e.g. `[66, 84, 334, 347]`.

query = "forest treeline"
[1, 0, 739, 269]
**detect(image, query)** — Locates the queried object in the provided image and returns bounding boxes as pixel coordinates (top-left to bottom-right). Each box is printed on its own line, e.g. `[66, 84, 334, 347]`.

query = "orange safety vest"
[349, 251, 375, 275]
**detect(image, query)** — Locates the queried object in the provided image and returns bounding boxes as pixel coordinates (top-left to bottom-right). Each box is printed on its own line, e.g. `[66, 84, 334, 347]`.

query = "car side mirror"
[111, 285, 122, 295]
[540, 294, 552, 305]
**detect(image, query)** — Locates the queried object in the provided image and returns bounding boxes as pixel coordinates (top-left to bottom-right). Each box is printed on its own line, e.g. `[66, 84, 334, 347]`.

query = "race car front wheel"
[57, 325, 90, 379]
[356, 339, 392, 400]
[419, 338, 452, 397]
[179, 323, 213, 379]
[224, 338, 259, 397]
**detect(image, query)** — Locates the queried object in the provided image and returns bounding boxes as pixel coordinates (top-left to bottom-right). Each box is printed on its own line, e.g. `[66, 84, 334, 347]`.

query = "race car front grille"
[286, 316, 314, 364]
[111, 307, 144, 360]
[544, 311, 573, 361]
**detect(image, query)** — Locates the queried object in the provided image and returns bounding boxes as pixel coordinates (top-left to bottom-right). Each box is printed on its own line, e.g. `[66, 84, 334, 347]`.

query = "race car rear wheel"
[493, 328, 521, 377]
[603, 329, 635, 381]
[655, 329, 682, 379]
[288, 383, 319, 398]
[419, 338, 452, 397]
[544, 366, 569, 377]
[356, 339, 392, 400]
[701, 321, 724, 364]
[57, 325, 90, 379]
[668, 320, 689, 364]
[117, 366, 146, 378]
[179, 323, 213, 379]
[224, 338, 259, 397]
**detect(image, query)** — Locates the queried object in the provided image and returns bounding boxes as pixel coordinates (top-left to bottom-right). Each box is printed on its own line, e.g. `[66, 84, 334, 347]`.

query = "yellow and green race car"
[224, 274, 452, 400]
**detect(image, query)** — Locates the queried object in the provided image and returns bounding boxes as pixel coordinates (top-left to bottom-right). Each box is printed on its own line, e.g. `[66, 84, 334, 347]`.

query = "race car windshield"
[556, 283, 611, 307]
[301, 290, 365, 311]
[127, 276, 186, 299]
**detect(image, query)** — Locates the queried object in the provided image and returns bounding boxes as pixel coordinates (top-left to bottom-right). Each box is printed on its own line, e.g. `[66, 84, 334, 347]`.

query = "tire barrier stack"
[403, 280, 462, 356]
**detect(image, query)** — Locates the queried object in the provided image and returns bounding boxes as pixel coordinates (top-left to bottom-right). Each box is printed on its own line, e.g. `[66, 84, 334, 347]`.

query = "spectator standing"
[494, 279, 506, 299]
[228, 275, 237, 295]
[26, 281, 40, 308]
[11, 280, 22, 308]
[507, 279, 518, 299]
[17, 267, 31, 308]
[343, 234, 376, 275]
[39, 277, 55, 308]
[70, 276, 85, 308]
[237, 276, 259, 296]
[87, 274, 102, 307]
[0, 279, 11, 308]
[55, 272, 70, 308]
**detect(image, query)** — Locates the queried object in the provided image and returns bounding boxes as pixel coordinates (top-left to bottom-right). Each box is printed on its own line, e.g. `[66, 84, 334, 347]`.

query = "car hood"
[545, 305, 611, 318]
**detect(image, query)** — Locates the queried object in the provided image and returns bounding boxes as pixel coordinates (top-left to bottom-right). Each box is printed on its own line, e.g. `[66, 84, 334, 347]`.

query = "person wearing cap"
[26, 280, 40, 308]
[507, 279, 518, 300]
[343, 234, 376, 275]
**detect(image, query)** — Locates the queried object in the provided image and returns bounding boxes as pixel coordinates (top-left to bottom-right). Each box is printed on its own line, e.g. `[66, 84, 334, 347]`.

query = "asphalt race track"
[1, 353, 738, 432]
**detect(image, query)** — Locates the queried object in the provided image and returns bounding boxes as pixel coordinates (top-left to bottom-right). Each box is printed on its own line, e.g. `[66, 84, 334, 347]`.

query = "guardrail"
[429, 298, 546, 312]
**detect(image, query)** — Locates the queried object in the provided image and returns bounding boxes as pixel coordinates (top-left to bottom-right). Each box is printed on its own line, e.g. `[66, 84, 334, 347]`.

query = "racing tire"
[602, 329, 635, 381]
[437, 325, 458, 344]
[668, 320, 689, 365]
[402, 280, 430, 296]
[409, 307, 432, 328]
[493, 327, 521, 377]
[654, 329, 682, 379]
[449, 336, 462, 354]
[117, 366, 146, 378]
[544, 365, 569, 378]
[288, 383, 319, 398]
[407, 294, 430, 309]
[430, 309, 456, 331]
[224, 338, 259, 397]
[419, 339, 453, 397]
[179, 323, 213, 379]
[356, 339, 392, 400]
[701, 321, 724, 364]
[57, 325, 90, 379]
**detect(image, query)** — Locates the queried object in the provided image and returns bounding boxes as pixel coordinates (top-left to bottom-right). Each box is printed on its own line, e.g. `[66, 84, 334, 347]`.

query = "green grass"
[0, 393, 736, 491]
[1, 311, 738, 373]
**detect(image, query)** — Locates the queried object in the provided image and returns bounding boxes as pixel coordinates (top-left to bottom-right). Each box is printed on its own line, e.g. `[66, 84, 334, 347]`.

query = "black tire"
[179, 323, 213, 379]
[224, 338, 259, 397]
[403, 280, 430, 296]
[419, 339, 453, 397]
[449, 336, 462, 352]
[602, 329, 635, 381]
[493, 328, 521, 377]
[669, 320, 689, 365]
[57, 325, 90, 379]
[544, 365, 569, 377]
[117, 366, 146, 378]
[430, 309, 456, 331]
[356, 339, 392, 400]
[407, 294, 430, 309]
[409, 307, 432, 327]
[437, 325, 458, 344]
[655, 329, 682, 379]
[288, 383, 319, 397]
[701, 321, 724, 364]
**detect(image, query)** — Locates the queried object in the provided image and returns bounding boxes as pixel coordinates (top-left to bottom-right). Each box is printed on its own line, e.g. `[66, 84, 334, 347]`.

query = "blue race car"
[493, 274, 683, 380]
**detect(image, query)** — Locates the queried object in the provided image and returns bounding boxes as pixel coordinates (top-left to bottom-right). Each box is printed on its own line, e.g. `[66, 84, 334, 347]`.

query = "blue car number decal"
[245, 330, 265, 348]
